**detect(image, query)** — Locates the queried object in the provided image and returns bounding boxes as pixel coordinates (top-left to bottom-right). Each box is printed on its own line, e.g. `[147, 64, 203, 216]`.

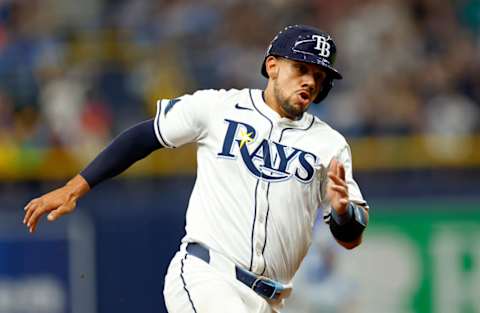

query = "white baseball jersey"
[154, 88, 367, 284]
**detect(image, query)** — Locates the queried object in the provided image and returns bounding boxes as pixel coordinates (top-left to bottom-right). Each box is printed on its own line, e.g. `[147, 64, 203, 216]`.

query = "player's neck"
[263, 87, 298, 121]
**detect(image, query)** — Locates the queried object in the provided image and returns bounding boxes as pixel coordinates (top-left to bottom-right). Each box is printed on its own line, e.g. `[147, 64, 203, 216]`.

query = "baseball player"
[23, 25, 369, 313]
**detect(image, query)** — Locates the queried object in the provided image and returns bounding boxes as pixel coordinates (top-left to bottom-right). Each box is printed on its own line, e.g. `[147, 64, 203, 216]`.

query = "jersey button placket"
[260, 180, 267, 190]
[252, 182, 267, 273]
[256, 243, 262, 254]
[258, 215, 265, 223]
[251, 139, 269, 273]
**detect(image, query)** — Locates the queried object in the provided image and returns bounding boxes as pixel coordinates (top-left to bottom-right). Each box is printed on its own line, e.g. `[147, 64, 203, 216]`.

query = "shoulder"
[310, 115, 347, 143]
[184, 88, 247, 103]
[186, 89, 254, 114]
[161, 88, 250, 121]
[309, 114, 349, 149]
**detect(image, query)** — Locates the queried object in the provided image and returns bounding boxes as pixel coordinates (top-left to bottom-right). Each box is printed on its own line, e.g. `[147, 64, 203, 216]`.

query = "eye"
[294, 64, 308, 75]
[314, 71, 326, 82]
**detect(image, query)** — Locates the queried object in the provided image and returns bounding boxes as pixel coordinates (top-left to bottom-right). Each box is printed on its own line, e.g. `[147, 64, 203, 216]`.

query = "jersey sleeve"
[153, 89, 223, 148]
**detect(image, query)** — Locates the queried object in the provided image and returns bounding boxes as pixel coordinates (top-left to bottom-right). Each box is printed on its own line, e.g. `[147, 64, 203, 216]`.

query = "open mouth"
[299, 91, 310, 102]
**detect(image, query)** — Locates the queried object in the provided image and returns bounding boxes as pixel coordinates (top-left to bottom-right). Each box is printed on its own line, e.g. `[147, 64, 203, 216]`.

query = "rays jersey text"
[217, 119, 317, 183]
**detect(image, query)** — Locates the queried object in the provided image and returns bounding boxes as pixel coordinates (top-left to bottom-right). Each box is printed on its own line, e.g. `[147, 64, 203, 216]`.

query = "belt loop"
[251, 277, 262, 291]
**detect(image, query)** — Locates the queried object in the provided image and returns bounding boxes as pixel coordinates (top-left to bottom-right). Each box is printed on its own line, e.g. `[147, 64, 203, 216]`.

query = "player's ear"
[265, 56, 279, 79]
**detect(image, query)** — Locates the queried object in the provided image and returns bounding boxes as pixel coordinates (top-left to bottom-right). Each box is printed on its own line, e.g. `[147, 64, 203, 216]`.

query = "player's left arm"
[326, 156, 369, 250]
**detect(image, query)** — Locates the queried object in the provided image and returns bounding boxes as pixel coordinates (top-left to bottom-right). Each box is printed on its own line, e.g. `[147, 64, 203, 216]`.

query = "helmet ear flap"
[314, 78, 333, 103]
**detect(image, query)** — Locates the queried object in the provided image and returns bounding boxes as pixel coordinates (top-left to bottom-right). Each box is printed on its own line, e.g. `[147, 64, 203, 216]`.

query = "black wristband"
[329, 202, 367, 243]
[331, 202, 355, 226]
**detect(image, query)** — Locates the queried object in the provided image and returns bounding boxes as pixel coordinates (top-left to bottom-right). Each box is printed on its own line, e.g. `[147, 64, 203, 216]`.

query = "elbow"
[336, 235, 363, 250]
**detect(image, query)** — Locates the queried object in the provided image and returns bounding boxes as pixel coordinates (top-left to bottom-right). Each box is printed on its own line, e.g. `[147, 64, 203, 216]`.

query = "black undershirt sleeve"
[80, 119, 163, 188]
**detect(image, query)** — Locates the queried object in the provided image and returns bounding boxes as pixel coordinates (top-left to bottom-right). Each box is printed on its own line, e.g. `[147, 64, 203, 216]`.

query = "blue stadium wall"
[1, 169, 479, 313]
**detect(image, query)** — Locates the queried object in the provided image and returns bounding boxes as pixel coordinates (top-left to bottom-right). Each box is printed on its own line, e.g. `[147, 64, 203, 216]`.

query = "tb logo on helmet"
[312, 35, 331, 58]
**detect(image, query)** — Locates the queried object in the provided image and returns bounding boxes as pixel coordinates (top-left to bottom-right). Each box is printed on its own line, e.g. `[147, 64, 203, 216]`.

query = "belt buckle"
[251, 276, 285, 300]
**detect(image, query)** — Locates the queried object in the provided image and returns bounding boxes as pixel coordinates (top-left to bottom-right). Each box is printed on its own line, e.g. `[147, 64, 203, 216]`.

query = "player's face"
[270, 57, 327, 119]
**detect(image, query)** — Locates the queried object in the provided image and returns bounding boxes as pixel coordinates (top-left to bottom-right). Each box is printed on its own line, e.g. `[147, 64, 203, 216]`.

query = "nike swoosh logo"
[235, 103, 252, 111]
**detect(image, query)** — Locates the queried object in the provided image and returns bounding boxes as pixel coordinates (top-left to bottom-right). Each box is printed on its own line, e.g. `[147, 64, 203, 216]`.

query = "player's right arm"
[23, 118, 163, 233]
[24, 89, 225, 233]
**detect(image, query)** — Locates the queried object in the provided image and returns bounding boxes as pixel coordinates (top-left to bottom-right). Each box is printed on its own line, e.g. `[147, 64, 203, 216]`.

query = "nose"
[301, 73, 316, 93]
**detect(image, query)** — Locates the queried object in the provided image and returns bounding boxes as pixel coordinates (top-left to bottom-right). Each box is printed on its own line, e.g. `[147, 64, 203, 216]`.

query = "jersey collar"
[250, 89, 313, 129]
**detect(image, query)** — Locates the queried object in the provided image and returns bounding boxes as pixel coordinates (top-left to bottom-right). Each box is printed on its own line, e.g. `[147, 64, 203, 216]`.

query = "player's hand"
[23, 175, 90, 233]
[326, 158, 349, 215]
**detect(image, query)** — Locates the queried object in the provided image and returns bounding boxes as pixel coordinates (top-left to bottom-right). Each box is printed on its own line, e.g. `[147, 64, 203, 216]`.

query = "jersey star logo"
[239, 130, 254, 148]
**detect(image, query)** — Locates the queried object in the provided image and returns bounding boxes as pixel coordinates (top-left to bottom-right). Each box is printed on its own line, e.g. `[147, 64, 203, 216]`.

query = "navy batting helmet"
[261, 25, 343, 103]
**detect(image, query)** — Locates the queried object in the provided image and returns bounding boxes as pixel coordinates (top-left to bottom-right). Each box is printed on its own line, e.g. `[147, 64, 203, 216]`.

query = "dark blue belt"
[186, 243, 286, 300]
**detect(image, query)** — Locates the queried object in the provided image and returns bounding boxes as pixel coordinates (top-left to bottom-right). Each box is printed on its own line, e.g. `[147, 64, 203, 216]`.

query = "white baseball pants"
[163, 245, 277, 313]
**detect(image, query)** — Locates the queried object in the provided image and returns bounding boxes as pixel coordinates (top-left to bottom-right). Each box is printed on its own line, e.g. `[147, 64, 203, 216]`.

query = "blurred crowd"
[0, 0, 479, 160]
